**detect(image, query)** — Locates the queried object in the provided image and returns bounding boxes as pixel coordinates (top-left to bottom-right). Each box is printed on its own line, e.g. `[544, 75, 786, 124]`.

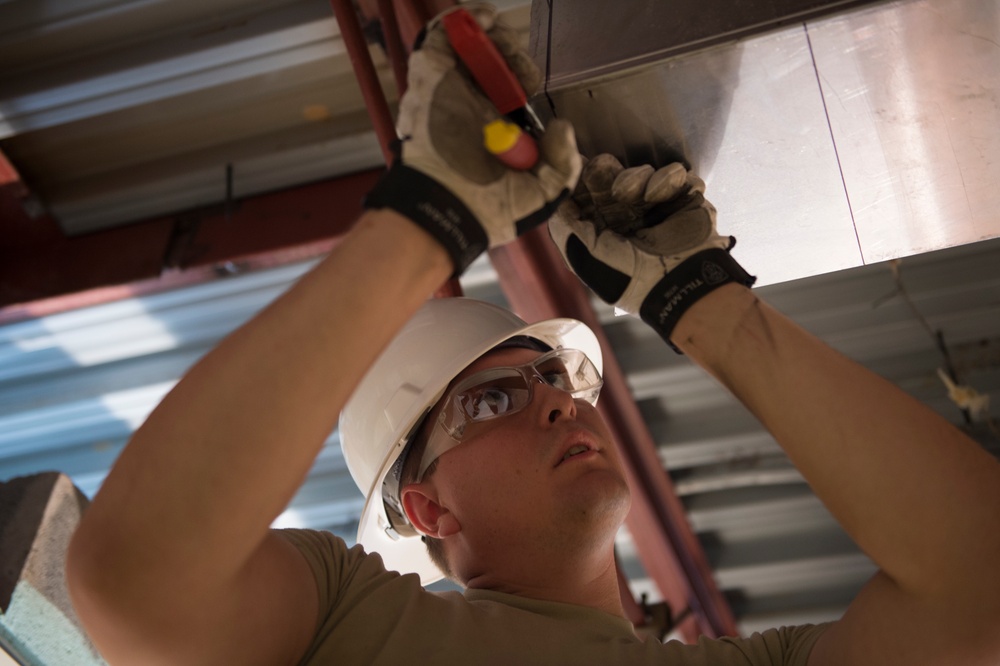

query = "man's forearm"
[69, 209, 452, 592]
[672, 284, 1000, 604]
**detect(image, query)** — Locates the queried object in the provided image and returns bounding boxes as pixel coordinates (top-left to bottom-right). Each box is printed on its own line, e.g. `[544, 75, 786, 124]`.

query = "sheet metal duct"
[530, 0, 1000, 286]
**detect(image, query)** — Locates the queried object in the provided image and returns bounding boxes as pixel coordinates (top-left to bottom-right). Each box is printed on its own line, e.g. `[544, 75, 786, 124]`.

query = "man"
[65, 5, 1000, 665]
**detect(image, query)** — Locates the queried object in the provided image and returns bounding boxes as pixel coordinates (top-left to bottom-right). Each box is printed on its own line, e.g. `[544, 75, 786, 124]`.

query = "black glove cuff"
[639, 248, 757, 353]
[364, 162, 488, 277]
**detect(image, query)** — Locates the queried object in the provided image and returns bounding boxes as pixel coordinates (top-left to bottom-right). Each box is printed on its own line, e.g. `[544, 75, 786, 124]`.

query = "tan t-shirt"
[280, 528, 829, 665]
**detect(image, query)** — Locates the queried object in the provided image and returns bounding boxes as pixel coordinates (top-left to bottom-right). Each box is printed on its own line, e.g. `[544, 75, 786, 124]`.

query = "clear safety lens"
[417, 349, 602, 480]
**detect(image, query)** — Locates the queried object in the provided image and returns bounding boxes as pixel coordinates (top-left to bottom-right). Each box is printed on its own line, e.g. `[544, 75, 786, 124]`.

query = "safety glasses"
[415, 348, 603, 481]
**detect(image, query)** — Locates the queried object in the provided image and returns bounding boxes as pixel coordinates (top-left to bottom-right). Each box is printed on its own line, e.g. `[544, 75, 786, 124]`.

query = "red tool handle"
[441, 8, 526, 116]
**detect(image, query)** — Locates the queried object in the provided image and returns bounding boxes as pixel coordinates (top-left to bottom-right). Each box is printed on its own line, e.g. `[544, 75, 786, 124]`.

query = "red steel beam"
[0, 169, 383, 322]
[489, 227, 738, 642]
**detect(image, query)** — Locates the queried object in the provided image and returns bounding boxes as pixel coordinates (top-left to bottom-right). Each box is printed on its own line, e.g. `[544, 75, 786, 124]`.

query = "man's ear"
[400, 483, 461, 538]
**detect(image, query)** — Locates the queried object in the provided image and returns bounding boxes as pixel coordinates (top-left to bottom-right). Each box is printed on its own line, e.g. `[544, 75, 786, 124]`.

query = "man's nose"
[531, 378, 578, 424]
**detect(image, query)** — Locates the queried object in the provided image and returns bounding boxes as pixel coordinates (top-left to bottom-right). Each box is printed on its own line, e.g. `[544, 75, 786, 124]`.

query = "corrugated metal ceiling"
[0, 0, 530, 233]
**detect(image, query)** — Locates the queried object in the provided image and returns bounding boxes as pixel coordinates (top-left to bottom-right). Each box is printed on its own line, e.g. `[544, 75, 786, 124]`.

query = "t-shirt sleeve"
[275, 528, 362, 620]
[683, 623, 833, 666]
[275, 527, 423, 665]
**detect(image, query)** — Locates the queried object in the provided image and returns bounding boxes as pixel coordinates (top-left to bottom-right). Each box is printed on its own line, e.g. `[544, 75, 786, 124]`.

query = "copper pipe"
[330, 0, 396, 165]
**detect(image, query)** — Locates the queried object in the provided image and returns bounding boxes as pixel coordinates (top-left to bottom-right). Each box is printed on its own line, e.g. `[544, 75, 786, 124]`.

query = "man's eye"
[467, 388, 512, 420]
[541, 370, 572, 390]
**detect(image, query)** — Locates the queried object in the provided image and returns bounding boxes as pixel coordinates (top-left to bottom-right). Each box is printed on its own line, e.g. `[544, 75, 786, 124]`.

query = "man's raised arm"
[66, 7, 581, 665]
[550, 156, 1000, 666]
[675, 284, 1000, 666]
[66, 211, 453, 665]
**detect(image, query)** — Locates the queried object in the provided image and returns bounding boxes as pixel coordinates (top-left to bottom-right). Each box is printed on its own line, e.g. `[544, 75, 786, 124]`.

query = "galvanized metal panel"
[541, 25, 863, 286]
[534, 0, 1000, 284]
[808, 0, 1000, 262]
[532, 0, 881, 89]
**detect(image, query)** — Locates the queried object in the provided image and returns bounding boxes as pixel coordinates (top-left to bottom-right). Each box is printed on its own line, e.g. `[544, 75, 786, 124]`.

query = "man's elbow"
[65, 524, 120, 643]
[66, 525, 174, 665]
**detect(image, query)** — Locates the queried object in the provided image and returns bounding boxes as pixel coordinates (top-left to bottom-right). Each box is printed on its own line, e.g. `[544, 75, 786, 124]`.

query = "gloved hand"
[549, 154, 756, 350]
[364, 4, 582, 276]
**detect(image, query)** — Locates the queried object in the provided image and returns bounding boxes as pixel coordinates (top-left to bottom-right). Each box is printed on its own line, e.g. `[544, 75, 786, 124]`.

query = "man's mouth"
[556, 442, 596, 466]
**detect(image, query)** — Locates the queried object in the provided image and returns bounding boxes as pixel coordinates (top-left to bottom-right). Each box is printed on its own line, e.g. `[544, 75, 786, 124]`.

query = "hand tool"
[441, 8, 542, 170]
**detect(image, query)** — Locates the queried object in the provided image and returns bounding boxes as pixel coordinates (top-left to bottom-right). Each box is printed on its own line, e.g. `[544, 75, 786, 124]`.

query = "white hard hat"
[339, 298, 602, 584]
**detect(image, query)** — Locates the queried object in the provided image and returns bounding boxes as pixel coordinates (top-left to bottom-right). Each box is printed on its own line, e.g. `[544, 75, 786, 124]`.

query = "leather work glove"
[364, 4, 582, 276]
[549, 154, 756, 350]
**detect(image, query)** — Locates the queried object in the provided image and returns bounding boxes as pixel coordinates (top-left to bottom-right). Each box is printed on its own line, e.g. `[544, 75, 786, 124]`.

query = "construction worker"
[65, 5, 1000, 666]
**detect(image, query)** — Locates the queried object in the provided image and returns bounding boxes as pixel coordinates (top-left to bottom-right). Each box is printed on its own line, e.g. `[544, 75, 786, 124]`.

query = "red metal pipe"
[489, 226, 738, 642]
[377, 0, 409, 94]
[330, 0, 396, 165]
[392, 0, 430, 46]
[332, 0, 461, 297]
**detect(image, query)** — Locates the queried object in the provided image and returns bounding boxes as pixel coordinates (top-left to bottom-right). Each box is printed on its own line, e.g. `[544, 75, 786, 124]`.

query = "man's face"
[420, 345, 632, 568]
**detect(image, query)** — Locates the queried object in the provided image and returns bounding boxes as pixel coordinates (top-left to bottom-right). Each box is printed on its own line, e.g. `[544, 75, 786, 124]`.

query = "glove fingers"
[612, 165, 654, 204]
[686, 173, 707, 196]
[550, 206, 635, 305]
[581, 154, 624, 208]
[644, 163, 689, 203]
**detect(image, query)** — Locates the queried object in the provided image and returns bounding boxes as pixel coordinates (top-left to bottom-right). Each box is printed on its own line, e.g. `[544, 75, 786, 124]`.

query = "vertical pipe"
[377, 0, 409, 94]
[373, 0, 463, 298]
[392, 0, 431, 46]
[330, 0, 396, 165]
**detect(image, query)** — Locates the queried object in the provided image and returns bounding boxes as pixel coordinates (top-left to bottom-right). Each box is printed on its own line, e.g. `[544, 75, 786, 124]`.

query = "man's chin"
[560, 473, 632, 529]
